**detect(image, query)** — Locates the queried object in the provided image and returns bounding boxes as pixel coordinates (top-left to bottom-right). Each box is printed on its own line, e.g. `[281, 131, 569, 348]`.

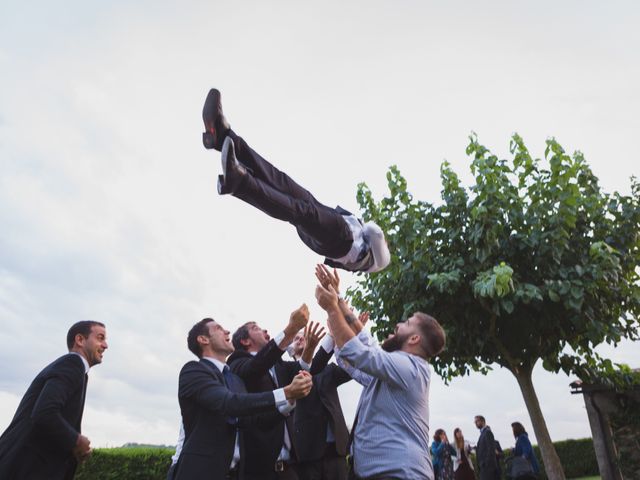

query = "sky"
[1, 0, 639, 451]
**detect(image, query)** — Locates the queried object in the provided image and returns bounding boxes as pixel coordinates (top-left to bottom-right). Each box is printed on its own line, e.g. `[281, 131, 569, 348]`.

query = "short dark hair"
[413, 312, 445, 358]
[475, 415, 486, 423]
[433, 428, 445, 442]
[511, 421, 526, 437]
[67, 321, 105, 350]
[188, 318, 214, 358]
[232, 322, 254, 351]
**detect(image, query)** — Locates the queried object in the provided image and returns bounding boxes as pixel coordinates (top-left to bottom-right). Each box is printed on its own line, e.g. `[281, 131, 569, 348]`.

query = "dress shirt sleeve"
[320, 335, 335, 352]
[297, 358, 311, 371]
[272, 388, 295, 415]
[338, 335, 421, 390]
[335, 344, 374, 387]
[273, 331, 285, 348]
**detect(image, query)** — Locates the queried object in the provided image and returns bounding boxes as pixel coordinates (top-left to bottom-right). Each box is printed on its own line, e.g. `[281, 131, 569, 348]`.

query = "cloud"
[1, 0, 639, 449]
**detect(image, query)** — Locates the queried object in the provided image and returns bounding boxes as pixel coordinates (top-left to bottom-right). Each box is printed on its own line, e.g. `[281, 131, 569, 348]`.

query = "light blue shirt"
[337, 331, 434, 480]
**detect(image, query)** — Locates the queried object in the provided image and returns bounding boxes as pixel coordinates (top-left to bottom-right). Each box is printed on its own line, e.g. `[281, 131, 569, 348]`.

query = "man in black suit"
[0, 320, 108, 480]
[228, 304, 326, 480]
[475, 415, 499, 480]
[173, 318, 312, 480]
[289, 323, 351, 480]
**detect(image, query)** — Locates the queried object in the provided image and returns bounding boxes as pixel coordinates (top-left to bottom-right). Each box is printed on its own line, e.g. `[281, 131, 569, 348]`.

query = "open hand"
[304, 321, 326, 352]
[315, 265, 340, 294]
[315, 284, 339, 312]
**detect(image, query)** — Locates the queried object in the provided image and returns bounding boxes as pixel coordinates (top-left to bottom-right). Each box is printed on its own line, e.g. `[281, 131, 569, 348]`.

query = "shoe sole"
[202, 89, 221, 149]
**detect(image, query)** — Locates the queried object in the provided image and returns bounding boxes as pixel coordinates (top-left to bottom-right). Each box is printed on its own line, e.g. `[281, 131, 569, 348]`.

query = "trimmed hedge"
[76, 438, 599, 479]
[75, 447, 173, 480]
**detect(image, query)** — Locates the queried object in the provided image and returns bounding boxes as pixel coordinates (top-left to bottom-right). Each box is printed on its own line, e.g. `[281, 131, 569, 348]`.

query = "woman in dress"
[452, 428, 476, 480]
[431, 429, 456, 480]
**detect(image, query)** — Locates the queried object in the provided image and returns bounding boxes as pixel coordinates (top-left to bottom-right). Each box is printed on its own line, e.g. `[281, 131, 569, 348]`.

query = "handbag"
[509, 455, 534, 478]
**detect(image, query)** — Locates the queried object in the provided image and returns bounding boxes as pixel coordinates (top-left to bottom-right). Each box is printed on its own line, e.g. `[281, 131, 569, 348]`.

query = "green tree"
[349, 134, 640, 480]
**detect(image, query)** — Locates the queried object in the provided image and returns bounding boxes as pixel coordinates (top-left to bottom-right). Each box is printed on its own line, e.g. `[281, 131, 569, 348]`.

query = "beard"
[381, 331, 408, 352]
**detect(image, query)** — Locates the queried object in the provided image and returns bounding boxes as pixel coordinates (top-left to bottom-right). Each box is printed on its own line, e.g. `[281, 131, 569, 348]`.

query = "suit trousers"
[244, 465, 298, 480]
[228, 130, 352, 259]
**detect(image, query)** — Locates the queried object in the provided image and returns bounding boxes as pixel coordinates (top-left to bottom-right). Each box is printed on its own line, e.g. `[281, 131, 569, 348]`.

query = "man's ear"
[408, 334, 421, 346]
[74, 333, 86, 348]
[240, 337, 251, 348]
[197, 334, 210, 348]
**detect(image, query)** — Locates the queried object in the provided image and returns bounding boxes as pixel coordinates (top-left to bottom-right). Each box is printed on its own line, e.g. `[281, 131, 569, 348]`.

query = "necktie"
[222, 366, 239, 426]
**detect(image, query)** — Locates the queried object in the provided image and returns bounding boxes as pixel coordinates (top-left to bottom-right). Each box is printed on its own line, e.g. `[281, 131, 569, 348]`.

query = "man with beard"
[474, 415, 499, 480]
[314, 271, 446, 480]
[0, 321, 108, 480]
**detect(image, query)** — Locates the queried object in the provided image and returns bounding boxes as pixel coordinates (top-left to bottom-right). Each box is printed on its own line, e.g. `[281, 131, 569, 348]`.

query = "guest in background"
[511, 422, 539, 479]
[431, 429, 456, 480]
[452, 428, 475, 480]
[474, 416, 498, 480]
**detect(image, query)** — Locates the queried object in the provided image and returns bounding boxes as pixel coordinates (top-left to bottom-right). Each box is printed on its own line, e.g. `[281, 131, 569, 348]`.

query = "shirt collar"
[202, 356, 226, 373]
[70, 352, 90, 373]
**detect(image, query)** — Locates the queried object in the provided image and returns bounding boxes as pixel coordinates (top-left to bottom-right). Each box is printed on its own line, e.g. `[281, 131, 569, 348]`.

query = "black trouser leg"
[229, 130, 318, 203]
[227, 131, 352, 258]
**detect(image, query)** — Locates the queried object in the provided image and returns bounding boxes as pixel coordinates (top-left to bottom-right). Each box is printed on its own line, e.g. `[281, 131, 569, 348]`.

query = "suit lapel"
[199, 359, 224, 382]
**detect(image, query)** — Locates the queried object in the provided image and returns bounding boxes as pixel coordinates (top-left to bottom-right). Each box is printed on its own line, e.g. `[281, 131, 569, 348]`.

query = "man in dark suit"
[475, 415, 499, 480]
[173, 317, 312, 480]
[0, 320, 108, 480]
[228, 304, 327, 480]
[289, 324, 351, 480]
[201, 88, 391, 273]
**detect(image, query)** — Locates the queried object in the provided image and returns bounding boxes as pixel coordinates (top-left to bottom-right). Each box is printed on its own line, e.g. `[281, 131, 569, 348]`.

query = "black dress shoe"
[217, 175, 229, 195]
[202, 88, 230, 151]
[220, 137, 246, 193]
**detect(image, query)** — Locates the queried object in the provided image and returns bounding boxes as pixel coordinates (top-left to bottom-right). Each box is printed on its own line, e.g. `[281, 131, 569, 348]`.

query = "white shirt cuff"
[320, 335, 335, 352]
[278, 400, 296, 415]
[274, 331, 286, 349]
[273, 387, 287, 406]
[298, 358, 311, 371]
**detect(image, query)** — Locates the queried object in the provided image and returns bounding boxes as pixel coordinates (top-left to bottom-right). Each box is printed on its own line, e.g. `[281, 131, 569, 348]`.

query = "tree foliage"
[349, 134, 640, 382]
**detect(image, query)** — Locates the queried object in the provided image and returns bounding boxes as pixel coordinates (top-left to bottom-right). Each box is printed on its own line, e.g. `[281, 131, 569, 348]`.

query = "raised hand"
[315, 284, 340, 313]
[300, 321, 326, 364]
[315, 264, 340, 294]
[358, 311, 370, 326]
[288, 303, 310, 331]
[283, 370, 313, 400]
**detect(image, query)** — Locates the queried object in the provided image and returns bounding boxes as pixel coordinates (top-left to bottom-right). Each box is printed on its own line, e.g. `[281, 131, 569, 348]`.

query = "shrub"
[75, 447, 173, 480]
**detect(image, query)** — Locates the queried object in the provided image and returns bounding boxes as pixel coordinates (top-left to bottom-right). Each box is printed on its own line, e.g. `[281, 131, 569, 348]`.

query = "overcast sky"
[1, 0, 639, 450]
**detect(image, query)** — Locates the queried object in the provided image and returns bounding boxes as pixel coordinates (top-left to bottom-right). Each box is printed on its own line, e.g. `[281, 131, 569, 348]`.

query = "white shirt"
[330, 215, 366, 266]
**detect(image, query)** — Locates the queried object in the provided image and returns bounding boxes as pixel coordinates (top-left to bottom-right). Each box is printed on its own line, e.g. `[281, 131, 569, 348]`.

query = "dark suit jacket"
[293, 361, 351, 462]
[174, 358, 280, 479]
[0, 353, 87, 480]
[477, 427, 498, 479]
[228, 339, 329, 474]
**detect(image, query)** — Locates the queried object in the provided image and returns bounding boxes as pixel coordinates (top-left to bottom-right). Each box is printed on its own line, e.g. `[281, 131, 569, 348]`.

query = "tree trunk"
[511, 365, 566, 480]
